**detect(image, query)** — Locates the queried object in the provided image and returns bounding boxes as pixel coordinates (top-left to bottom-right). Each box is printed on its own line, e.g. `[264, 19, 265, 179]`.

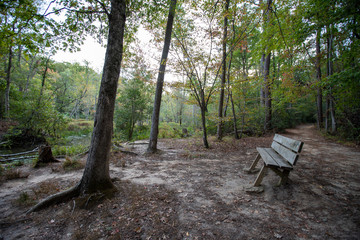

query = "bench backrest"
[271, 134, 304, 166]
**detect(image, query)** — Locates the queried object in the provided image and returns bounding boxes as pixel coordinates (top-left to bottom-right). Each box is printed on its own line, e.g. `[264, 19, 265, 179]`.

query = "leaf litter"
[0, 125, 360, 239]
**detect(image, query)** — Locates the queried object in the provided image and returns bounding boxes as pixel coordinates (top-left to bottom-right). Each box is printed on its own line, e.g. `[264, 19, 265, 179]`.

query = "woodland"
[0, 0, 360, 236]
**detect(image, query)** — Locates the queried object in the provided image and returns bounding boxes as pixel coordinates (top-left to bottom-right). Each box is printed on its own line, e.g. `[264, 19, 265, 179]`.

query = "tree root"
[26, 183, 81, 214]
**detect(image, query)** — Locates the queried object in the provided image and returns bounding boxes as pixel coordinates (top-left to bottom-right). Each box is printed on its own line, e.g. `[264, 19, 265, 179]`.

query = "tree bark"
[264, 52, 272, 131]
[315, 28, 323, 130]
[263, 0, 272, 131]
[260, 53, 265, 106]
[200, 106, 209, 148]
[148, 0, 177, 153]
[4, 46, 13, 118]
[217, 0, 230, 140]
[327, 26, 336, 134]
[78, 0, 126, 194]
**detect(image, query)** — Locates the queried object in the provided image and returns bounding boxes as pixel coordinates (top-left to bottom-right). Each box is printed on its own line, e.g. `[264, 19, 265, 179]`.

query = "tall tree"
[217, 0, 230, 140]
[148, 0, 177, 153]
[28, 0, 127, 212]
[325, 24, 336, 134]
[315, 28, 323, 130]
[263, 0, 272, 131]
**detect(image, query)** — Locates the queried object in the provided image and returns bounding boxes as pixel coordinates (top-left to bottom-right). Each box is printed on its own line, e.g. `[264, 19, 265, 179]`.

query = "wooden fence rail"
[0, 148, 38, 163]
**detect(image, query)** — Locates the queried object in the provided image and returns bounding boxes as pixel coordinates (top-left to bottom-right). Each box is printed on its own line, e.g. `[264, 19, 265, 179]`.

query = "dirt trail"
[0, 124, 359, 239]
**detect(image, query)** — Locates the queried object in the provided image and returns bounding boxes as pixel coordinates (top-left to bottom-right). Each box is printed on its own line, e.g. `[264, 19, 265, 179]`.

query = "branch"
[272, 4, 293, 60]
[94, 0, 110, 17]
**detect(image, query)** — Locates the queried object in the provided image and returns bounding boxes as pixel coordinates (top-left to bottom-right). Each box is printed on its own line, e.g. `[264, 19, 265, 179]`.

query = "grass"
[62, 157, 85, 171]
[15, 191, 35, 206]
[52, 144, 89, 157]
[2, 168, 29, 180]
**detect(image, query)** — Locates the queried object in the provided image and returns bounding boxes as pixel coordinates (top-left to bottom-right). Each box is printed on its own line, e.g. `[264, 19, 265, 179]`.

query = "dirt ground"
[0, 124, 359, 240]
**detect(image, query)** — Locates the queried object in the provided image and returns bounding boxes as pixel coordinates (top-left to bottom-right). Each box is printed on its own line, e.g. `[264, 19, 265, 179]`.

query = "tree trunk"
[217, 0, 230, 140]
[263, 0, 272, 132]
[315, 28, 323, 130]
[325, 97, 330, 132]
[148, 0, 177, 153]
[260, 53, 265, 107]
[326, 25, 336, 134]
[264, 52, 272, 131]
[230, 92, 239, 139]
[78, 0, 126, 194]
[27, 0, 127, 213]
[200, 106, 209, 148]
[5, 46, 13, 118]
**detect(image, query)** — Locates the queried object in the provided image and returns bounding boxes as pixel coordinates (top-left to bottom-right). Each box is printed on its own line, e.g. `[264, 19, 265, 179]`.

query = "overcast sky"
[52, 37, 106, 72]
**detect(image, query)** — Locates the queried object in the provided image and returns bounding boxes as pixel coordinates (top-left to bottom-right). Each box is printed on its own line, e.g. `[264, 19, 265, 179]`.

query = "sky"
[52, 37, 106, 73]
[52, 27, 155, 74]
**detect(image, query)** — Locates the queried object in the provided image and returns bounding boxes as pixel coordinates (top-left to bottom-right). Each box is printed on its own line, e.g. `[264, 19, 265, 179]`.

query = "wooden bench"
[244, 134, 304, 187]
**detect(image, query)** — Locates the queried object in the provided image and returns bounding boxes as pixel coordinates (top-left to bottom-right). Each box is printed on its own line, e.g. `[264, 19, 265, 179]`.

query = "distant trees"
[115, 65, 152, 141]
[0, 0, 44, 118]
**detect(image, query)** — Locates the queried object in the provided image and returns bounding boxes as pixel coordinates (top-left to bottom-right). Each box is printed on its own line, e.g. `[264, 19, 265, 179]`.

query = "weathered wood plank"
[0, 148, 38, 158]
[254, 164, 268, 187]
[257, 147, 293, 169]
[273, 134, 303, 153]
[257, 147, 278, 166]
[244, 153, 261, 173]
[0, 155, 36, 163]
[271, 141, 299, 165]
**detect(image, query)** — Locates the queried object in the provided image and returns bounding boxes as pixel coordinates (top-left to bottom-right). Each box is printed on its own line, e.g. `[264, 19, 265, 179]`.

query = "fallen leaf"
[135, 226, 142, 233]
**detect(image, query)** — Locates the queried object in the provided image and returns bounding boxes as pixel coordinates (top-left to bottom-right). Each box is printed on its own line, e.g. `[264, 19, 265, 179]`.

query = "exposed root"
[26, 183, 81, 214]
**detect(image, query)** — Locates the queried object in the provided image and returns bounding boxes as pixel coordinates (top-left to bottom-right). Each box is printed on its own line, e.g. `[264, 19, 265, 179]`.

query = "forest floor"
[1, 124, 360, 240]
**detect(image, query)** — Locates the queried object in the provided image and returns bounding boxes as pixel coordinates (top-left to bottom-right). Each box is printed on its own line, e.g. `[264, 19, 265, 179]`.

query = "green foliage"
[58, 119, 93, 138]
[1, 0, 359, 148]
[52, 144, 89, 157]
[158, 122, 183, 139]
[114, 62, 153, 141]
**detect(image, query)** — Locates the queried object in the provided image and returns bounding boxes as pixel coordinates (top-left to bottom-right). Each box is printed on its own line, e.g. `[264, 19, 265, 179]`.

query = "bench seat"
[256, 147, 293, 169]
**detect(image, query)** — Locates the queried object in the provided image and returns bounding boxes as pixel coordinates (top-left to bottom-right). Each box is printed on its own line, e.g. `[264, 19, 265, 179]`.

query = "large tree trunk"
[200, 105, 209, 148]
[264, 52, 272, 131]
[27, 0, 127, 213]
[260, 53, 265, 107]
[148, 0, 177, 153]
[315, 28, 323, 130]
[326, 25, 336, 134]
[4, 46, 13, 118]
[217, 0, 230, 140]
[262, 0, 272, 131]
[78, 0, 126, 194]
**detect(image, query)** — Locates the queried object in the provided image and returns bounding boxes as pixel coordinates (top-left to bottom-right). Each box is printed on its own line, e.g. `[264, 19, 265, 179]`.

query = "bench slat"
[273, 134, 303, 153]
[271, 141, 299, 166]
[257, 147, 293, 169]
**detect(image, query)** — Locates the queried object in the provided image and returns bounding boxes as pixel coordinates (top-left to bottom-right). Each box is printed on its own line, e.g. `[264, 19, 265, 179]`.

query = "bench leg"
[244, 153, 261, 173]
[278, 169, 290, 185]
[254, 164, 267, 187]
